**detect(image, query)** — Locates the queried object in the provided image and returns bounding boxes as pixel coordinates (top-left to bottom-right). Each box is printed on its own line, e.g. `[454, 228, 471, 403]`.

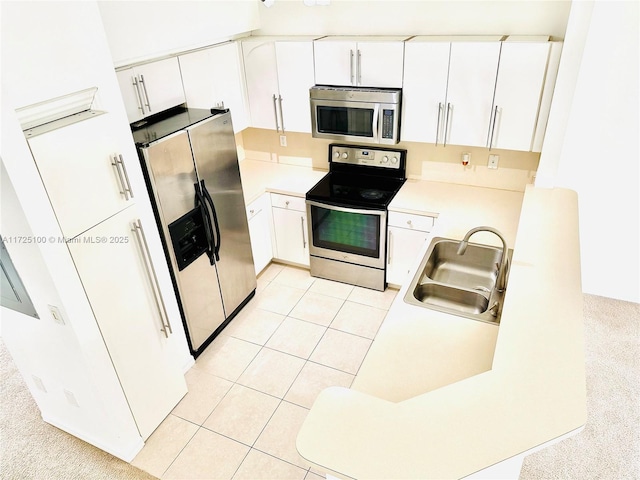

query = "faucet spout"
[457, 226, 509, 292]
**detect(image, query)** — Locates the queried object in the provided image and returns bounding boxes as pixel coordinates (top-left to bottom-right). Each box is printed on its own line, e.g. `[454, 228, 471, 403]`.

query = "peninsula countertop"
[296, 186, 586, 479]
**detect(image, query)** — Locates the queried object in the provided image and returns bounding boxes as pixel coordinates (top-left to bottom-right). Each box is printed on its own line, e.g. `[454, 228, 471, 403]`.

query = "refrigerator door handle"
[194, 182, 216, 265]
[201, 180, 221, 262]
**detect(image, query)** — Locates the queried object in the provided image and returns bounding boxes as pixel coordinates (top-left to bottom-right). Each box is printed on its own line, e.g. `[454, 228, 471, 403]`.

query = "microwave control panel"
[381, 109, 395, 139]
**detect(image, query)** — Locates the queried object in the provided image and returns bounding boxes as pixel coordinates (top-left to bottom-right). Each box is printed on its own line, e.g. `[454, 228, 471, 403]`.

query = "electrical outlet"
[488, 154, 499, 169]
[279, 135, 287, 147]
[48, 305, 65, 325]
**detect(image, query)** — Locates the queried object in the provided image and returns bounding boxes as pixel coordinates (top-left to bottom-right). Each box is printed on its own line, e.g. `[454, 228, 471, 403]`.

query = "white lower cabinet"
[271, 193, 309, 267]
[246, 194, 273, 275]
[387, 211, 436, 286]
[67, 206, 187, 439]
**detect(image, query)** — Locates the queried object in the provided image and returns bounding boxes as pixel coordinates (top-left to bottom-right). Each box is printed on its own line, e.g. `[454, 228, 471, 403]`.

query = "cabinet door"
[179, 43, 249, 132]
[272, 207, 309, 266]
[401, 41, 450, 143]
[26, 113, 134, 239]
[247, 196, 273, 274]
[242, 40, 281, 130]
[68, 207, 187, 440]
[116, 68, 145, 123]
[275, 41, 315, 133]
[387, 226, 430, 286]
[356, 41, 405, 88]
[314, 40, 356, 86]
[445, 42, 501, 148]
[134, 57, 185, 118]
[490, 42, 550, 151]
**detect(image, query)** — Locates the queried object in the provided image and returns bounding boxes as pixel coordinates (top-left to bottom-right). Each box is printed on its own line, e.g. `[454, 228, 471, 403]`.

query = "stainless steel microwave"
[310, 86, 401, 145]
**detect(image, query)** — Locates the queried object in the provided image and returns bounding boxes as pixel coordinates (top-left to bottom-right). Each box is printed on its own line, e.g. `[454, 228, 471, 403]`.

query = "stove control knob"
[391, 156, 399, 164]
[334, 151, 341, 158]
[342, 152, 348, 159]
[382, 156, 389, 163]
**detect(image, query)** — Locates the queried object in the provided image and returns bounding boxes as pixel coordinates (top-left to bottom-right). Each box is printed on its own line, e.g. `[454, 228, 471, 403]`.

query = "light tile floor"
[132, 263, 397, 480]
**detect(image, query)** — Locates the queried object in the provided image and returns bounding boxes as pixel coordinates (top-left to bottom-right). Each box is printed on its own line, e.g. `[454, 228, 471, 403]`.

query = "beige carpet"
[1, 294, 639, 479]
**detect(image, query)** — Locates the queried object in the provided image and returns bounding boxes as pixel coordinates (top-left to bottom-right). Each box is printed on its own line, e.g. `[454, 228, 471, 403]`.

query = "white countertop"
[296, 186, 586, 479]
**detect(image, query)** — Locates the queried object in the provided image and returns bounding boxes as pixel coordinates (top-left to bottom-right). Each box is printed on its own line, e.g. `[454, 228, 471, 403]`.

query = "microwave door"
[312, 99, 380, 143]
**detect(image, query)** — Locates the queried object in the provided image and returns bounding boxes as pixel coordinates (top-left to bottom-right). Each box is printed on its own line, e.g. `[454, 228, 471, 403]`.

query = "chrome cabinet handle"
[350, 49, 355, 85]
[278, 95, 285, 133]
[435, 102, 444, 146]
[488, 105, 499, 150]
[139, 74, 151, 112]
[118, 154, 134, 199]
[387, 230, 393, 265]
[357, 49, 362, 85]
[301, 216, 307, 249]
[132, 219, 172, 338]
[443, 103, 453, 146]
[111, 154, 134, 200]
[132, 77, 145, 114]
[272, 94, 281, 132]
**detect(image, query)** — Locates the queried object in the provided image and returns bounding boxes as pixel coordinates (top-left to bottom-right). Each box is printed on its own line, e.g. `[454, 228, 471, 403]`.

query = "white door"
[179, 43, 249, 132]
[314, 40, 356, 86]
[243, 40, 281, 130]
[272, 207, 309, 266]
[387, 226, 431, 286]
[401, 41, 451, 143]
[68, 206, 187, 439]
[490, 42, 551, 151]
[445, 42, 501, 148]
[27, 113, 134, 239]
[356, 41, 405, 88]
[275, 41, 315, 133]
[133, 57, 185, 118]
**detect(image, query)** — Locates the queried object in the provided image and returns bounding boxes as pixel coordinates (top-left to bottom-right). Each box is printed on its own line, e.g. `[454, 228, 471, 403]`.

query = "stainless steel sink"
[404, 236, 513, 324]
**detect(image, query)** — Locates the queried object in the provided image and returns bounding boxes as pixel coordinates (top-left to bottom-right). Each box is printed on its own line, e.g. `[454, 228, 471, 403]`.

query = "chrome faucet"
[457, 226, 509, 292]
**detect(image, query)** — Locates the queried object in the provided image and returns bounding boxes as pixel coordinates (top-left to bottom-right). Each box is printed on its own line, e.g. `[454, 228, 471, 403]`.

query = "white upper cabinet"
[445, 41, 501, 148]
[25, 112, 136, 239]
[314, 36, 408, 88]
[179, 42, 249, 132]
[242, 37, 316, 133]
[116, 57, 186, 123]
[402, 36, 558, 152]
[489, 39, 552, 152]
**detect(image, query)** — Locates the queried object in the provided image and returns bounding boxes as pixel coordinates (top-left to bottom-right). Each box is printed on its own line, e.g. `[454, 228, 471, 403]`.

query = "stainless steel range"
[306, 143, 407, 291]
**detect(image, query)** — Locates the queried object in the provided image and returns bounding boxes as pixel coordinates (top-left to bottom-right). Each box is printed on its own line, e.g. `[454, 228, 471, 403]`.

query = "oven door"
[311, 98, 383, 144]
[306, 200, 386, 269]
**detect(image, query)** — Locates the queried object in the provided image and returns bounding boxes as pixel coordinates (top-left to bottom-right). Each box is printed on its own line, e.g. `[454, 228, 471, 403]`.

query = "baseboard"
[41, 412, 144, 462]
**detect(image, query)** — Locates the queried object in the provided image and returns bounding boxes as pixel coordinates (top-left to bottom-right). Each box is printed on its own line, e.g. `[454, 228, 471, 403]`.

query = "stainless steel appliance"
[310, 86, 402, 145]
[306, 144, 406, 291]
[133, 108, 256, 357]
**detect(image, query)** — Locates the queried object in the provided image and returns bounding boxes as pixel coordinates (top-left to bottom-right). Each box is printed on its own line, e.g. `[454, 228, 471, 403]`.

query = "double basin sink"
[404, 231, 513, 324]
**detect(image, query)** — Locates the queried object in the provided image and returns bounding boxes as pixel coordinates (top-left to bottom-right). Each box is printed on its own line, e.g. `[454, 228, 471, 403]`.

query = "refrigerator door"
[140, 131, 225, 352]
[188, 113, 257, 317]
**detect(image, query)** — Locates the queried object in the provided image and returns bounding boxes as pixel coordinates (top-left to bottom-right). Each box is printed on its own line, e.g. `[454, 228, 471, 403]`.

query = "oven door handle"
[306, 200, 386, 218]
[372, 103, 380, 142]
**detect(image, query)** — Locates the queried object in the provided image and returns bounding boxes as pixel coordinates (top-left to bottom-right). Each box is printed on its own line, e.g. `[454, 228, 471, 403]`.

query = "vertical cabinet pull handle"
[139, 74, 151, 112]
[444, 103, 453, 146]
[387, 230, 393, 265]
[488, 105, 499, 150]
[350, 49, 355, 85]
[435, 102, 444, 146]
[272, 94, 281, 132]
[111, 154, 134, 200]
[301, 216, 307, 249]
[278, 95, 285, 133]
[357, 49, 362, 85]
[132, 77, 145, 114]
[132, 219, 172, 338]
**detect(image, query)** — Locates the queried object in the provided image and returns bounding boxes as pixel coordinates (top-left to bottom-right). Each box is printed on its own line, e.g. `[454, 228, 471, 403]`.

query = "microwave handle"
[372, 103, 380, 141]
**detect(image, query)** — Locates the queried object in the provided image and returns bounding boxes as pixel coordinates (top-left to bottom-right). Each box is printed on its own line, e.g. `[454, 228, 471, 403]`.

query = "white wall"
[255, 0, 571, 38]
[538, 0, 639, 303]
[97, 0, 260, 66]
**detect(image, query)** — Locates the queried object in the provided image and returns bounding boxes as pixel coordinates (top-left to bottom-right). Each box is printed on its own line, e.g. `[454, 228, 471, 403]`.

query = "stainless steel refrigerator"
[133, 108, 256, 357]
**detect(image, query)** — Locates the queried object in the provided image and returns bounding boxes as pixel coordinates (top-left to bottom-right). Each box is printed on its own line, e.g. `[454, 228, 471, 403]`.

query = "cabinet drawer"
[271, 193, 306, 211]
[388, 211, 435, 232]
[246, 195, 267, 221]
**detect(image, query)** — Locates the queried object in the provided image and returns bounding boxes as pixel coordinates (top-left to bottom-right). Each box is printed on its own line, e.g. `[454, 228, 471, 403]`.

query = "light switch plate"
[488, 154, 499, 169]
[48, 304, 65, 325]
